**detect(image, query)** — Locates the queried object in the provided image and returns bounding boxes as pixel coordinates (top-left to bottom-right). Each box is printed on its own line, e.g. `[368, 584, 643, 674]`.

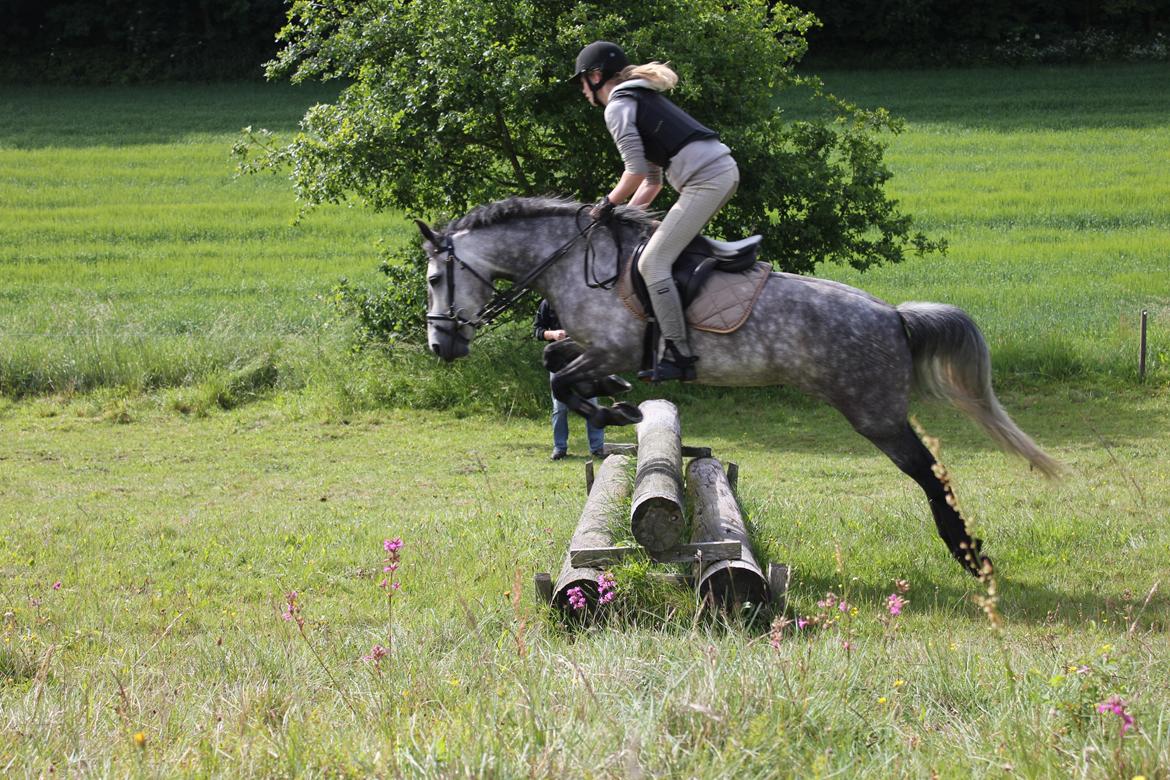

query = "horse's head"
[417, 219, 496, 362]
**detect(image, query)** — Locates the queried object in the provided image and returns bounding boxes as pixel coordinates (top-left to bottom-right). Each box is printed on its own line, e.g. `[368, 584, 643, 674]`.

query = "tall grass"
[0, 83, 399, 399]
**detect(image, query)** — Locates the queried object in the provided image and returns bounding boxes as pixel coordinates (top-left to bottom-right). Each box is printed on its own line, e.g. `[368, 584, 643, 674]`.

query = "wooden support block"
[767, 563, 791, 612]
[597, 443, 712, 458]
[725, 462, 739, 495]
[585, 459, 595, 495]
[534, 572, 553, 604]
[568, 545, 640, 568]
[630, 400, 688, 553]
[570, 540, 741, 568]
[687, 457, 769, 609]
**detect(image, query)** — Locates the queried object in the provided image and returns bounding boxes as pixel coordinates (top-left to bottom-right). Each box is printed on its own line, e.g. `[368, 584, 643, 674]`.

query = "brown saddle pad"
[618, 256, 772, 334]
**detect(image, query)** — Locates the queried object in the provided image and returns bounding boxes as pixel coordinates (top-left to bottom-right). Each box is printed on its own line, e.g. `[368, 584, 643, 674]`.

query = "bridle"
[426, 206, 622, 335]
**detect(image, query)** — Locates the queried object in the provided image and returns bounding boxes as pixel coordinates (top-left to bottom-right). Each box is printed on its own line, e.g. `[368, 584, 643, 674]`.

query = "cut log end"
[631, 500, 687, 552]
[699, 566, 770, 610]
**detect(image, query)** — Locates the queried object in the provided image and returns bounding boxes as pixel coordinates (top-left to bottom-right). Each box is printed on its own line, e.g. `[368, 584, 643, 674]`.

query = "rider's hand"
[590, 196, 615, 222]
[545, 329, 567, 341]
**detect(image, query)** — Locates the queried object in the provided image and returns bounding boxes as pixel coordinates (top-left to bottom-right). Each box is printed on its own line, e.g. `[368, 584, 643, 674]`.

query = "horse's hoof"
[589, 402, 643, 428]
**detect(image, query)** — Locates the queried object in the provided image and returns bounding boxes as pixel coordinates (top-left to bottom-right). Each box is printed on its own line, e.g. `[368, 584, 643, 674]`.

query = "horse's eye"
[428, 274, 442, 285]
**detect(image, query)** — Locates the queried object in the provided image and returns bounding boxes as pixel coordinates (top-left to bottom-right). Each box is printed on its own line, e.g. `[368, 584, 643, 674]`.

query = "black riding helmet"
[572, 41, 629, 100]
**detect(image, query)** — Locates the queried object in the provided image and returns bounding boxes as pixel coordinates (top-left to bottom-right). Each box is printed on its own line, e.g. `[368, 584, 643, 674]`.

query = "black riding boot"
[638, 339, 698, 383]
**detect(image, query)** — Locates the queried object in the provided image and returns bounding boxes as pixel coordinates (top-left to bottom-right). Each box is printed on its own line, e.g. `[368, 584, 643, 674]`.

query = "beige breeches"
[636, 164, 740, 286]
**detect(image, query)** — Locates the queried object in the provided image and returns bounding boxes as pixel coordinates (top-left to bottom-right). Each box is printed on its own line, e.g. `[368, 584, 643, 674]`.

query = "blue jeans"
[552, 389, 605, 453]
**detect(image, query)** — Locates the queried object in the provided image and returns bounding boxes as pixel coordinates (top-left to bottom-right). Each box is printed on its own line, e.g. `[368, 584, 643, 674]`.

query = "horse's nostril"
[430, 343, 442, 356]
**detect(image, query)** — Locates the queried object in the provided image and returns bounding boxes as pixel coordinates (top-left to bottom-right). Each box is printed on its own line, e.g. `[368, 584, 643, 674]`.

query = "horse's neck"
[530, 223, 636, 344]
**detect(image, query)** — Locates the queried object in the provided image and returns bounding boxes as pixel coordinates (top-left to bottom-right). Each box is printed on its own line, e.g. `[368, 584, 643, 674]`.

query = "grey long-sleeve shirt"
[603, 79, 735, 191]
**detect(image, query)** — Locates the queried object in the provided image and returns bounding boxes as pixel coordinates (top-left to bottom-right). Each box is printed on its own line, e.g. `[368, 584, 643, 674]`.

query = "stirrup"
[637, 341, 698, 383]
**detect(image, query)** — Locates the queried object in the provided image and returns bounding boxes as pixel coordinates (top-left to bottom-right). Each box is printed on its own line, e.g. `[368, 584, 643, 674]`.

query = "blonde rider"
[573, 41, 740, 382]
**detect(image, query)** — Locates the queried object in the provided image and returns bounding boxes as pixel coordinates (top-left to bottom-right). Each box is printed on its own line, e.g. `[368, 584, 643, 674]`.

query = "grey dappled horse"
[418, 196, 1060, 576]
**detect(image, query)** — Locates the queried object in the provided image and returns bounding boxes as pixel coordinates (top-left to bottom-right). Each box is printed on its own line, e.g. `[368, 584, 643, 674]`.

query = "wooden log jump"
[630, 399, 687, 555]
[686, 457, 770, 609]
[547, 454, 632, 611]
[538, 400, 791, 618]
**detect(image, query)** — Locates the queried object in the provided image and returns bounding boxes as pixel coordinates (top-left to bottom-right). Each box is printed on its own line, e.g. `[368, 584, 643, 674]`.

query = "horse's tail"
[897, 302, 1062, 477]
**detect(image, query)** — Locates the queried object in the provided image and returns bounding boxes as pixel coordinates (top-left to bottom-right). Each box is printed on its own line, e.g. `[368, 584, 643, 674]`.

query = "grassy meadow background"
[1, 65, 1169, 777]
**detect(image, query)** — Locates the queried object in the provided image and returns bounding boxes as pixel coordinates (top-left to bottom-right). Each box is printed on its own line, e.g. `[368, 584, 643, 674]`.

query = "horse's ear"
[414, 218, 439, 248]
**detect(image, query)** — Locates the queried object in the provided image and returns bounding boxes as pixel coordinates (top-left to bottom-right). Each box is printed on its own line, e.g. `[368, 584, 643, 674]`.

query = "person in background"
[533, 299, 605, 460]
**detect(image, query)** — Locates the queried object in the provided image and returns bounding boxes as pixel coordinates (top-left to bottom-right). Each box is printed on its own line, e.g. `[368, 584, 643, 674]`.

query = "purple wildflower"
[383, 537, 404, 553]
[597, 572, 617, 605]
[282, 591, 304, 629]
[887, 593, 907, 616]
[1097, 696, 1135, 736]
[566, 586, 587, 610]
[362, 644, 389, 664]
[51, 581, 62, 591]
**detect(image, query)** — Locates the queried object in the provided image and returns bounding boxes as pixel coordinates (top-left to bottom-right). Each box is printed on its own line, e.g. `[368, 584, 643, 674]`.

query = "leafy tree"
[239, 0, 941, 276]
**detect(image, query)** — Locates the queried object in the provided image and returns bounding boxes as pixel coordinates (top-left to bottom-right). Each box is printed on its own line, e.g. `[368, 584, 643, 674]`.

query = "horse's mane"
[443, 195, 655, 235]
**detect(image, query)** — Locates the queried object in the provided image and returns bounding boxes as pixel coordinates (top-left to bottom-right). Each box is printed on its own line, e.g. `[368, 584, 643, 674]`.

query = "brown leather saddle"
[618, 232, 772, 335]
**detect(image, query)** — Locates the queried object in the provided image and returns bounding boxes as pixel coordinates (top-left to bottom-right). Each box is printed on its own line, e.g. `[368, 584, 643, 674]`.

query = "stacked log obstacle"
[630, 399, 687, 554]
[536, 399, 790, 615]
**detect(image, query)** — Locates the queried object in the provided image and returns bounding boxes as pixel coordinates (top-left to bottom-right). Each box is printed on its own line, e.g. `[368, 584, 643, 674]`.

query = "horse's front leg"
[546, 343, 643, 428]
[542, 340, 633, 399]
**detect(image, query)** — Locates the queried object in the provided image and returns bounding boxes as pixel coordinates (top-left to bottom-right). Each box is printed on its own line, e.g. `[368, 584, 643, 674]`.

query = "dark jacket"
[532, 299, 561, 341]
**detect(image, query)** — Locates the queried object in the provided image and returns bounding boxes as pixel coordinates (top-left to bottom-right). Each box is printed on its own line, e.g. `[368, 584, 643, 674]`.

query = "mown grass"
[806, 64, 1170, 385]
[2, 66, 1169, 776]
[1, 387, 1167, 776]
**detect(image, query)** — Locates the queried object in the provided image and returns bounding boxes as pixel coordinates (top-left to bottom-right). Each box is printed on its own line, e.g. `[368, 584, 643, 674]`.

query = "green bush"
[241, 0, 941, 275]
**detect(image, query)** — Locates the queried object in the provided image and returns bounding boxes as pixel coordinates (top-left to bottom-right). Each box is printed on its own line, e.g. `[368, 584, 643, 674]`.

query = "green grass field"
[2, 66, 1169, 777]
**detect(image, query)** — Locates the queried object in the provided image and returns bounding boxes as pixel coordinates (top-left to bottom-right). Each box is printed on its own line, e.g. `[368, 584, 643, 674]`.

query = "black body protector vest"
[627, 88, 719, 168]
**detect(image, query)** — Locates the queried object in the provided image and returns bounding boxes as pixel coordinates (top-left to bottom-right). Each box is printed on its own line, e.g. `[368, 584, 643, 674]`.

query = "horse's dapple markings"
[422, 196, 1062, 576]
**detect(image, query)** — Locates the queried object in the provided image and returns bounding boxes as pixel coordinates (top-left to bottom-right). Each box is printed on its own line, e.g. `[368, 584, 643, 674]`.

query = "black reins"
[427, 206, 623, 333]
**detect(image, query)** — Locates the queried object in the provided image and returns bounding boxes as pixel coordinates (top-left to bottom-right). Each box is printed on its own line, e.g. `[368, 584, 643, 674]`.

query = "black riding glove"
[590, 195, 615, 222]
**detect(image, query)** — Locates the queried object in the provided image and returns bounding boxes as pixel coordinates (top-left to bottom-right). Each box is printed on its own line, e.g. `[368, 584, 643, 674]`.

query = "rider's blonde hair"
[614, 61, 678, 91]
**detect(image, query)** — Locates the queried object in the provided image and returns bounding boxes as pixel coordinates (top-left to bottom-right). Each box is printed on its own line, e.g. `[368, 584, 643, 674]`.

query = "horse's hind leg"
[863, 422, 990, 577]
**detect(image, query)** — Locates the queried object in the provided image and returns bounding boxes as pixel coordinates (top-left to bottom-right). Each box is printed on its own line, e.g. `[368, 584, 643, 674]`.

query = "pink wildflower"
[362, 644, 389, 663]
[769, 615, 791, 650]
[817, 592, 838, 610]
[887, 593, 907, 616]
[566, 586, 587, 610]
[1097, 696, 1135, 736]
[380, 537, 403, 597]
[282, 591, 304, 628]
[51, 581, 62, 591]
[597, 572, 617, 605]
[838, 600, 850, 613]
[894, 579, 911, 594]
[796, 618, 809, 630]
